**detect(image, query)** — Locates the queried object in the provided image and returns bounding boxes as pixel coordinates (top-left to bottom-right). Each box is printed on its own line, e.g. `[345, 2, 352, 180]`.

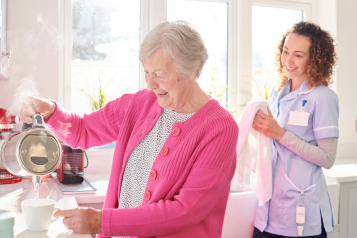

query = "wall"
[313, 0, 336, 39]
[334, 0, 357, 159]
[314, 0, 357, 159]
[0, 0, 59, 117]
[313, 0, 337, 93]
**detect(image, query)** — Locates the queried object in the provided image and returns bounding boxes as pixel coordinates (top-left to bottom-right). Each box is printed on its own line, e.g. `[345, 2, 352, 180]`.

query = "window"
[251, 6, 303, 100]
[167, 0, 229, 108]
[59, 0, 312, 151]
[236, 0, 311, 114]
[70, 0, 140, 116]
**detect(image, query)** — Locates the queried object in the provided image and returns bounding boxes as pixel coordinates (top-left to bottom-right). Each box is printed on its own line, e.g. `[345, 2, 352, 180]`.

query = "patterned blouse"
[114, 107, 194, 238]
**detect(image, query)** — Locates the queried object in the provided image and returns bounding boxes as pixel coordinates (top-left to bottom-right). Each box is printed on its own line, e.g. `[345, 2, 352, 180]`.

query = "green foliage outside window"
[205, 68, 227, 105]
[74, 62, 129, 111]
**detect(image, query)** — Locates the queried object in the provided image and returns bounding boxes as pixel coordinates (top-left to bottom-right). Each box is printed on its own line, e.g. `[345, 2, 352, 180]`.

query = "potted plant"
[74, 62, 129, 111]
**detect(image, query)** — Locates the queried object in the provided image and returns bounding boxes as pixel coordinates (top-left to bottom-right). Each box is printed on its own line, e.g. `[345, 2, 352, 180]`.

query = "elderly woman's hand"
[53, 207, 102, 234]
[252, 107, 286, 141]
[21, 96, 57, 123]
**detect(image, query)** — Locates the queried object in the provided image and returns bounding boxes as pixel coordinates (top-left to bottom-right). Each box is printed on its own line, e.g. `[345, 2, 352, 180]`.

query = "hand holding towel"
[236, 100, 272, 206]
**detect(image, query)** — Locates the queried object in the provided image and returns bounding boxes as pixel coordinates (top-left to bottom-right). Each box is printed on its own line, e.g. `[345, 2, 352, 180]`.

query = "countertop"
[0, 173, 110, 238]
[0, 165, 351, 238]
[323, 163, 357, 183]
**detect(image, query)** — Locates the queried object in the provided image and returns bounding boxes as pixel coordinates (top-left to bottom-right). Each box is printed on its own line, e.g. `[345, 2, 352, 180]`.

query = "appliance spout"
[32, 175, 40, 184]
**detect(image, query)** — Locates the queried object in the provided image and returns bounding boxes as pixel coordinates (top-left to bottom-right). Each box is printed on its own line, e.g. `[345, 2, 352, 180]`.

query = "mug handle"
[51, 207, 61, 223]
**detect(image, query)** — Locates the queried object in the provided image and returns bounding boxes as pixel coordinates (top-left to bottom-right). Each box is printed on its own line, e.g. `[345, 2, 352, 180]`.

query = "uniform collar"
[279, 79, 316, 103]
[297, 81, 316, 94]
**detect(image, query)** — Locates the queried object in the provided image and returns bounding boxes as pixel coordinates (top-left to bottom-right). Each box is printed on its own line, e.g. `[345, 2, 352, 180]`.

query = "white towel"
[236, 100, 272, 206]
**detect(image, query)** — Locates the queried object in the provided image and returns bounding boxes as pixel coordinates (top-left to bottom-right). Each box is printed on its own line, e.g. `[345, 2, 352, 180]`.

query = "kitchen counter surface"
[0, 167, 349, 238]
[0, 173, 110, 238]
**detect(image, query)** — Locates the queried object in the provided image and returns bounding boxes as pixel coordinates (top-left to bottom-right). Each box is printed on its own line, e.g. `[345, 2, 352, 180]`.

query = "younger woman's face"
[281, 33, 311, 81]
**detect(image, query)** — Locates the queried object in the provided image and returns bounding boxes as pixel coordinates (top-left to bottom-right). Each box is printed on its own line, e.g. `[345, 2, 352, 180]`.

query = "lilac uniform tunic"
[254, 80, 339, 236]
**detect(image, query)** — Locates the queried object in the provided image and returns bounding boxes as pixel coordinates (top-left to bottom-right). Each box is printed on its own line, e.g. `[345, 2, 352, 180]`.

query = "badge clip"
[297, 100, 308, 112]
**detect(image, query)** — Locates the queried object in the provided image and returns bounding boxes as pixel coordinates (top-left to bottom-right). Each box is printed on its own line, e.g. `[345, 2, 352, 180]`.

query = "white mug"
[21, 199, 59, 232]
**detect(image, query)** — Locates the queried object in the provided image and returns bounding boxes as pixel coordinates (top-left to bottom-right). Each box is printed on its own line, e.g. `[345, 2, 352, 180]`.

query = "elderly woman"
[21, 21, 238, 238]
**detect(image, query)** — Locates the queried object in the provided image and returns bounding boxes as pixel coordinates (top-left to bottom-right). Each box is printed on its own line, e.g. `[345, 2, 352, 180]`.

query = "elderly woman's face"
[143, 51, 194, 111]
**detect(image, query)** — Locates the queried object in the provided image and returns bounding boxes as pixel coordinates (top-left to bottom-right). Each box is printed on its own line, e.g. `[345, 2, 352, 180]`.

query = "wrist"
[43, 101, 57, 122]
[94, 209, 102, 234]
[97, 210, 102, 234]
[86, 208, 102, 234]
[276, 129, 286, 141]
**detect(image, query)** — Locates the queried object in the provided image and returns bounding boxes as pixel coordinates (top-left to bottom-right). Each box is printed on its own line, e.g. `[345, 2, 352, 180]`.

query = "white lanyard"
[285, 174, 316, 236]
[285, 174, 316, 193]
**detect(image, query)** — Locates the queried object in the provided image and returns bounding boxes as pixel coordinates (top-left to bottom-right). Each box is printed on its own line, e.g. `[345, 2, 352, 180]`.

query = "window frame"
[252, 0, 311, 20]
[140, 0, 238, 113]
[237, 0, 312, 114]
[59, 0, 311, 114]
[58, 0, 312, 159]
[59, 0, 238, 114]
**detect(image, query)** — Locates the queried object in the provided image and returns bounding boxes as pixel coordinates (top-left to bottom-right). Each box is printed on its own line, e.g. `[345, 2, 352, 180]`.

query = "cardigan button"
[144, 190, 151, 200]
[150, 170, 157, 180]
[161, 147, 169, 157]
[172, 127, 181, 137]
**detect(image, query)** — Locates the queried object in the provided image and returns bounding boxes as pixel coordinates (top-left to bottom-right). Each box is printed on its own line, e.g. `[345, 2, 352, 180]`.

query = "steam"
[4, 12, 61, 116]
[8, 76, 39, 117]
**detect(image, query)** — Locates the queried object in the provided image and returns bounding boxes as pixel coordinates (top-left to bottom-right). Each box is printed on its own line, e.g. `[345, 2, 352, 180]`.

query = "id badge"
[288, 111, 310, 126]
[296, 204, 306, 224]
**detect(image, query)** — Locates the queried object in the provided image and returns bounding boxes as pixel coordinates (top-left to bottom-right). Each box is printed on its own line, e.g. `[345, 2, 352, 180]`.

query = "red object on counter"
[0, 170, 22, 184]
[57, 144, 84, 184]
[0, 108, 20, 132]
[0, 108, 22, 184]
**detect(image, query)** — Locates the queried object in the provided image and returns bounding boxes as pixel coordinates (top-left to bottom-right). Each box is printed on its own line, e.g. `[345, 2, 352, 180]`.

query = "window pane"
[252, 6, 302, 100]
[71, 0, 140, 116]
[167, 0, 228, 108]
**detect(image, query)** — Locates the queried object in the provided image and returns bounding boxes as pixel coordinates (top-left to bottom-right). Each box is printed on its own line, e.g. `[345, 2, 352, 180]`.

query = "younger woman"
[252, 22, 338, 237]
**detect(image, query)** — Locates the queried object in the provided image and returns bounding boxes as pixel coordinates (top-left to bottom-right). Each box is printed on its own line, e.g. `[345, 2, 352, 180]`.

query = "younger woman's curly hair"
[275, 22, 337, 91]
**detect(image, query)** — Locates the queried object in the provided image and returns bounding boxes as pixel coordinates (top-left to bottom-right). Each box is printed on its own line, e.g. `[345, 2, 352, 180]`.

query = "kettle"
[0, 113, 62, 183]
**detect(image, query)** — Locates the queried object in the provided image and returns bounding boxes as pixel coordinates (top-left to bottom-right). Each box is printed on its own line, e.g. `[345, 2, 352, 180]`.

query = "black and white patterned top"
[114, 108, 194, 238]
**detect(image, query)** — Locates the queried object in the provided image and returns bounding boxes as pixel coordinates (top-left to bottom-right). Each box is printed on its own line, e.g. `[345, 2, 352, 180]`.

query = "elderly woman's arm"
[45, 93, 135, 149]
[100, 123, 238, 237]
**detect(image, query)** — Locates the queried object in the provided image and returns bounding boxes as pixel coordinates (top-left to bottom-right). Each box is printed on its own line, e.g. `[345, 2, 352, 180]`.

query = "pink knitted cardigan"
[46, 89, 238, 238]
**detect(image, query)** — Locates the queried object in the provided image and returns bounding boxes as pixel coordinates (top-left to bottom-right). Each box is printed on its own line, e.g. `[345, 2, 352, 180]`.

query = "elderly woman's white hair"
[139, 21, 208, 80]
